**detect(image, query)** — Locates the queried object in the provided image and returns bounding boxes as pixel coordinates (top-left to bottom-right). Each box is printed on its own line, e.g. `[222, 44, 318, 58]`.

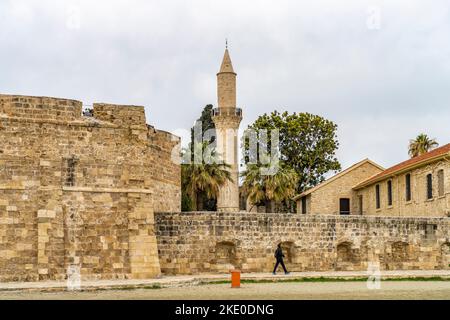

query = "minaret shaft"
[217, 73, 236, 109]
[212, 48, 242, 212]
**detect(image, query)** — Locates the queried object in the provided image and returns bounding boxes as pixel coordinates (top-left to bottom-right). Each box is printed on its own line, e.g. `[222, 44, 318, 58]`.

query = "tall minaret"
[212, 46, 242, 212]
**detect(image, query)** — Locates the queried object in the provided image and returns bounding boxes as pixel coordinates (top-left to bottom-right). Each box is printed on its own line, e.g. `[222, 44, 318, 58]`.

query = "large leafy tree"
[181, 143, 232, 211]
[243, 111, 341, 194]
[408, 134, 439, 158]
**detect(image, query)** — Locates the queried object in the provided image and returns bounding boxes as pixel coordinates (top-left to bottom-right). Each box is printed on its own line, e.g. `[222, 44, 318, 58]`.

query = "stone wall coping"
[93, 103, 145, 108]
[0, 114, 118, 128]
[155, 211, 449, 223]
[153, 129, 181, 141]
[0, 93, 82, 104]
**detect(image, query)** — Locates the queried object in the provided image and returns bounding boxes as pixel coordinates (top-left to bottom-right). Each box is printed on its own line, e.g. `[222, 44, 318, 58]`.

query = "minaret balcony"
[212, 107, 242, 118]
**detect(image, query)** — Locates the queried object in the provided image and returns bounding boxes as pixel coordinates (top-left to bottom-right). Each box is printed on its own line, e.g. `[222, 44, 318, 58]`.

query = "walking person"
[273, 243, 290, 275]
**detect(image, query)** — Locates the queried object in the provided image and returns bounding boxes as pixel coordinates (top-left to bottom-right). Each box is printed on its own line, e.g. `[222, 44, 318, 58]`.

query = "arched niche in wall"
[213, 241, 239, 272]
[441, 242, 450, 269]
[335, 241, 361, 271]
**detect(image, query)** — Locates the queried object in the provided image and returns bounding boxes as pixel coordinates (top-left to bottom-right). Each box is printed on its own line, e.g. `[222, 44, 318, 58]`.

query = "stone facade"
[212, 49, 242, 212]
[355, 159, 450, 217]
[295, 159, 384, 215]
[0, 94, 180, 282]
[155, 212, 450, 274]
[295, 146, 450, 217]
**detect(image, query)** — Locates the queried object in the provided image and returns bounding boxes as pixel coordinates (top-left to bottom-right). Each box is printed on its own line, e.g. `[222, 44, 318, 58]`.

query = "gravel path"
[1, 281, 450, 300]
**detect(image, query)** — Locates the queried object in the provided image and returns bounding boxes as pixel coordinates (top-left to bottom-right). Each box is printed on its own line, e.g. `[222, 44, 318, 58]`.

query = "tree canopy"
[243, 111, 341, 194]
[190, 104, 215, 148]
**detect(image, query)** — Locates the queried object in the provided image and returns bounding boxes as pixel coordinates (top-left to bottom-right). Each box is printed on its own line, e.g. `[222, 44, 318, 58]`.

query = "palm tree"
[241, 161, 299, 212]
[408, 134, 439, 158]
[181, 142, 232, 211]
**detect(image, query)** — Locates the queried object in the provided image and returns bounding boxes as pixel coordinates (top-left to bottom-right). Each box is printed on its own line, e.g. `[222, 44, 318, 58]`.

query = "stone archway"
[385, 241, 410, 270]
[337, 242, 353, 262]
[441, 243, 450, 269]
[279, 241, 295, 263]
[213, 241, 238, 272]
[336, 241, 361, 271]
[391, 241, 409, 262]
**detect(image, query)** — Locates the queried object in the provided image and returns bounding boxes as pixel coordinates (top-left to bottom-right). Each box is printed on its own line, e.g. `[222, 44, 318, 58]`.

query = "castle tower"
[212, 47, 242, 212]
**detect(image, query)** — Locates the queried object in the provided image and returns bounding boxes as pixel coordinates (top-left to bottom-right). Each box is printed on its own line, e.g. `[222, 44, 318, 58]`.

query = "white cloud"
[0, 0, 449, 169]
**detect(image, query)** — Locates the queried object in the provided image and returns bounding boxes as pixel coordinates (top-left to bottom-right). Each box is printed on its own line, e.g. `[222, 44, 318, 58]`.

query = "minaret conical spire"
[219, 48, 235, 74]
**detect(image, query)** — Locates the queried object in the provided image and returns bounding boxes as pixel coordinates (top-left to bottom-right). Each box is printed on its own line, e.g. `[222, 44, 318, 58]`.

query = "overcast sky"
[1, 0, 449, 170]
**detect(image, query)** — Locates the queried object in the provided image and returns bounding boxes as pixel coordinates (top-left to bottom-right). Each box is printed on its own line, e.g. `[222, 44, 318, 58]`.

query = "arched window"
[387, 180, 393, 206]
[375, 184, 381, 209]
[438, 170, 444, 197]
[405, 173, 411, 202]
[426, 174, 433, 200]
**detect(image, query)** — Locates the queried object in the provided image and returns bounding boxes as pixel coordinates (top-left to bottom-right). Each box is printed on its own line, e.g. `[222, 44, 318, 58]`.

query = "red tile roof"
[354, 143, 450, 189]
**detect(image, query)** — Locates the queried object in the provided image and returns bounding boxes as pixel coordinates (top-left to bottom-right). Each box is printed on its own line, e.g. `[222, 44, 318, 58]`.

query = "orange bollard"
[230, 269, 241, 288]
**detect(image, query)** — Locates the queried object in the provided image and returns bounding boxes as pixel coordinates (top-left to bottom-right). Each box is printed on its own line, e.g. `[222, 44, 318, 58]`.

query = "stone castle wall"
[155, 212, 450, 275]
[0, 94, 180, 282]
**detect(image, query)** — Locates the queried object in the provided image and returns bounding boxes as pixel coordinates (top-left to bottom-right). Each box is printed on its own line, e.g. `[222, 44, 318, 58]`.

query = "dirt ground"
[1, 281, 450, 300]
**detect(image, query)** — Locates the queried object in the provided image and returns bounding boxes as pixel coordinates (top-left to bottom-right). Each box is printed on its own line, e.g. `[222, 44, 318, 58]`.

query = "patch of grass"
[114, 286, 138, 291]
[104, 283, 162, 290]
[203, 277, 365, 285]
[202, 276, 450, 285]
[142, 284, 162, 290]
[382, 276, 450, 282]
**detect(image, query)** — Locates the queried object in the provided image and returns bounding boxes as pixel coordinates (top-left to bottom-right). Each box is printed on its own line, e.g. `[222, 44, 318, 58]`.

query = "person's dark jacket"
[274, 247, 285, 261]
